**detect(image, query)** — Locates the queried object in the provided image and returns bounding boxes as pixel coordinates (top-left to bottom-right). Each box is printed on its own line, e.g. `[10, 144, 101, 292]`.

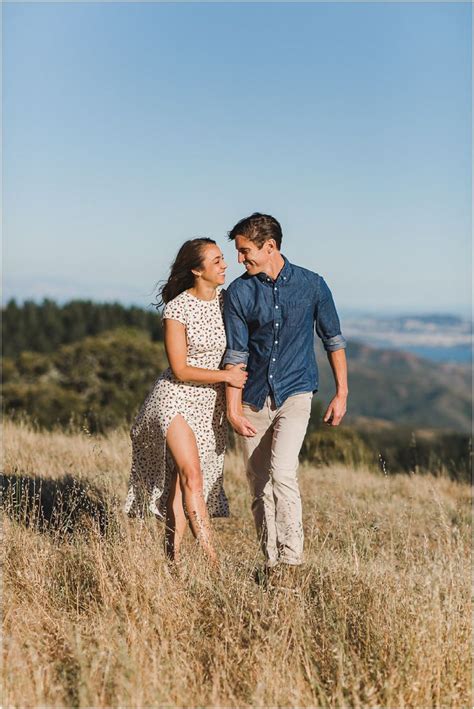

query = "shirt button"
[275, 305, 279, 309]
[274, 287, 277, 291]
[272, 358, 276, 361]
[275, 340, 278, 344]
[269, 375, 273, 378]
[275, 323, 279, 327]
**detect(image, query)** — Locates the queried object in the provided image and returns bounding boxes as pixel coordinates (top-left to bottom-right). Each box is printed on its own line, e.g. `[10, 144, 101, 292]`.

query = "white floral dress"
[124, 288, 229, 519]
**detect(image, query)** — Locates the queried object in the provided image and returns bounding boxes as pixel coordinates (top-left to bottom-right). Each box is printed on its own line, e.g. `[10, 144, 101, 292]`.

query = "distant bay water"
[341, 314, 472, 364]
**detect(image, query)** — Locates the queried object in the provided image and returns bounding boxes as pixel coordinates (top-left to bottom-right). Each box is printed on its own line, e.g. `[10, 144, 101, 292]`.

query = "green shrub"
[301, 427, 373, 469]
[2, 328, 168, 432]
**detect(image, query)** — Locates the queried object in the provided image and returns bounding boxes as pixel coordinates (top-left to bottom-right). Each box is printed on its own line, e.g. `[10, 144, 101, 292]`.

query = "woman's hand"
[225, 364, 248, 389]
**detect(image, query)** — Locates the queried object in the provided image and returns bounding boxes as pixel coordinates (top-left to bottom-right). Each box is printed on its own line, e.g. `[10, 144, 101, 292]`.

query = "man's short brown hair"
[227, 213, 283, 249]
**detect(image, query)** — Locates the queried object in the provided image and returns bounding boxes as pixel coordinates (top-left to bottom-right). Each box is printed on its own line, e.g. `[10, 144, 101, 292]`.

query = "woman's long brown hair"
[155, 238, 216, 307]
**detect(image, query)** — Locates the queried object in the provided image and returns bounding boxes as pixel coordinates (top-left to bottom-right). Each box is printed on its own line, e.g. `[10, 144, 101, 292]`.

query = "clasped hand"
[225, 364, 248, 389]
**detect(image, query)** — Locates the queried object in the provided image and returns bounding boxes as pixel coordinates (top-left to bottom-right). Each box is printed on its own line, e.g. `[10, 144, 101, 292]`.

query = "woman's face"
[196, 244, 228, 286]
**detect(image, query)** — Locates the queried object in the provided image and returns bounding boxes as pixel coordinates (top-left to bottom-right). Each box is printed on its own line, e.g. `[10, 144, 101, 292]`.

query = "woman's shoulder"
[170, 290, 189, 305]
[162, 291, 188, 323]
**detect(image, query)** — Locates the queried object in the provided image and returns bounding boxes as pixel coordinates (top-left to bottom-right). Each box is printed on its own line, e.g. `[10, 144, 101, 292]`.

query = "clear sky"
[3, 1, 472, 316]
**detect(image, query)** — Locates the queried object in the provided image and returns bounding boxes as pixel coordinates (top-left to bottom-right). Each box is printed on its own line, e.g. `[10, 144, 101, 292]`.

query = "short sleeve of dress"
[162, 296, 186, 325]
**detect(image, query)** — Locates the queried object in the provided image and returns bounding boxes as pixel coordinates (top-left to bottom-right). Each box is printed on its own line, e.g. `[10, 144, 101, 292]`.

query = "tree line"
[3, 298, 163, 357]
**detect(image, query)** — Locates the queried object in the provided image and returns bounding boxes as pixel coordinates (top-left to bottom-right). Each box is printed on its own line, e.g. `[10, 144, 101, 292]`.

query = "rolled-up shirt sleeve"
[315, 277, 347, 352]
[223, 288, 249, 366]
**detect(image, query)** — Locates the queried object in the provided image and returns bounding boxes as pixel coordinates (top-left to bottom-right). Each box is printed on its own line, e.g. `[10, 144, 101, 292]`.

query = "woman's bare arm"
[164, 319, 247, 387]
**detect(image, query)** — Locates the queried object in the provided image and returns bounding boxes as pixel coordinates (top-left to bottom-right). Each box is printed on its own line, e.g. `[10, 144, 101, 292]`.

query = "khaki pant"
[241, 392, 313, 567]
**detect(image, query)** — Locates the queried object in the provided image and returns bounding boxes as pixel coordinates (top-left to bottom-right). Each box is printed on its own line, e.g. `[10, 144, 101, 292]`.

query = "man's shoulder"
[226, 273, 255, 296]
[289, 262, 322, 286]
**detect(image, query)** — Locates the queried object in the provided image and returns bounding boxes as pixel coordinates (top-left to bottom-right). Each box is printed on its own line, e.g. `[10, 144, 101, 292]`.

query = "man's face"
[234, 235, 272, 276]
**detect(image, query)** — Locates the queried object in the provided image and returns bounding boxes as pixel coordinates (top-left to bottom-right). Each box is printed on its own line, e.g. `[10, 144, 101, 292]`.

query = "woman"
[124, 238, 247, 566]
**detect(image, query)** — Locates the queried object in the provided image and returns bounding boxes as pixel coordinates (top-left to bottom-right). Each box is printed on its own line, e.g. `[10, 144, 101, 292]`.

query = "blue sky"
[3, 1, 472, 316]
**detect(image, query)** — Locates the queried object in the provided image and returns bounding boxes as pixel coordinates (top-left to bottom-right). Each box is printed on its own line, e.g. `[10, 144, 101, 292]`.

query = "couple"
[124, 213, 348, 574]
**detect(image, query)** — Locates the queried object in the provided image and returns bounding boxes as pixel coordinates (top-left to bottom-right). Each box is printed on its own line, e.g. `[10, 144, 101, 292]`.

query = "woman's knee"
[178, 464, 203, 493]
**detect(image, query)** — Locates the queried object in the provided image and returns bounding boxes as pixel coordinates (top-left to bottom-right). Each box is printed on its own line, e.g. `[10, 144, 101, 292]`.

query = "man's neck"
[261, 253, 286, 281]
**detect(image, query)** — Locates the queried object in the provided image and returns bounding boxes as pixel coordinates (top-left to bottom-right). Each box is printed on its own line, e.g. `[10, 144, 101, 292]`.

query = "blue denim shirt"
[222, 256, 346, 410]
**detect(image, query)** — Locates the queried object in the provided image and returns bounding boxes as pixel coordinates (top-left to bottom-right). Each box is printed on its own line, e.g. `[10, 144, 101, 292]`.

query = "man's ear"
[266, 239, 276, 253]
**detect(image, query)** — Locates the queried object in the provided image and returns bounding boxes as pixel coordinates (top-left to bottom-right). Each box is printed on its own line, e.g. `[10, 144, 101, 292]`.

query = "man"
[222, 212, 348, 576]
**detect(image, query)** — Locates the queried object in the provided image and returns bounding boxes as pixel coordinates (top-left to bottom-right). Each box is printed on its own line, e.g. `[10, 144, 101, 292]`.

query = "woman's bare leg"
[164, 471, 187, 562]
[166, 415, 218, 566]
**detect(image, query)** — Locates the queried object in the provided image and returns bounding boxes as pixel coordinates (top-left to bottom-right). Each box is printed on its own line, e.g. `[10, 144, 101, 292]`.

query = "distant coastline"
[341, 313, 472, 364]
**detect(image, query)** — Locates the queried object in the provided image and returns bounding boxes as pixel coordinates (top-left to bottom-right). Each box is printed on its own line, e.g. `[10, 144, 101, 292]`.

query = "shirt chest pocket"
[283, 299, 313, 326]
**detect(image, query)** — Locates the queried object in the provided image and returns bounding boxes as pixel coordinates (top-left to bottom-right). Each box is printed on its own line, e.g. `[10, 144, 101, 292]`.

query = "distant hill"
[315, 340, 471, 433]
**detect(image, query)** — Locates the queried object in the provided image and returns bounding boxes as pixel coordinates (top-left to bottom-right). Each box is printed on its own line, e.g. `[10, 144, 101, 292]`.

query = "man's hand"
[325, 349, 348, 426]
[323, 393, 347, 426]
[228, 414, 257, 437]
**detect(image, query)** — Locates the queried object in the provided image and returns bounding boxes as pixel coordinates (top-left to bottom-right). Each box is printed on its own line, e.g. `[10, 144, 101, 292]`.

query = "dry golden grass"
[2, 419, 471, 708]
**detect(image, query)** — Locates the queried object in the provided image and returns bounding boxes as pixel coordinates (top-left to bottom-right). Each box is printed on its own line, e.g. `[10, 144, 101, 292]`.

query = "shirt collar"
[256, 255, 292, 284]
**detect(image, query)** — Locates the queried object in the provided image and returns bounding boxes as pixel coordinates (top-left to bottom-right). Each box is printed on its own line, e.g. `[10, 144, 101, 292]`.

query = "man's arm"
[225, 366, 257, 437]
[222, 288, 257, 437]
[315, 277, 348, 427]
[323, 349, 348, 426]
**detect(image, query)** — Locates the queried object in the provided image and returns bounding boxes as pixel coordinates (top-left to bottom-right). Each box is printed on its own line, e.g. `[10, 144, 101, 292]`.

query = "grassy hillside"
[4, 328, 471, 436]
[3, 298, 471, 433]
[3, 421, 470, 708]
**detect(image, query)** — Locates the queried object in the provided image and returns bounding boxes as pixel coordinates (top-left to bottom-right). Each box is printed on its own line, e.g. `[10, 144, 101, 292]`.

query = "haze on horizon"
[4, 2, 471, 317]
